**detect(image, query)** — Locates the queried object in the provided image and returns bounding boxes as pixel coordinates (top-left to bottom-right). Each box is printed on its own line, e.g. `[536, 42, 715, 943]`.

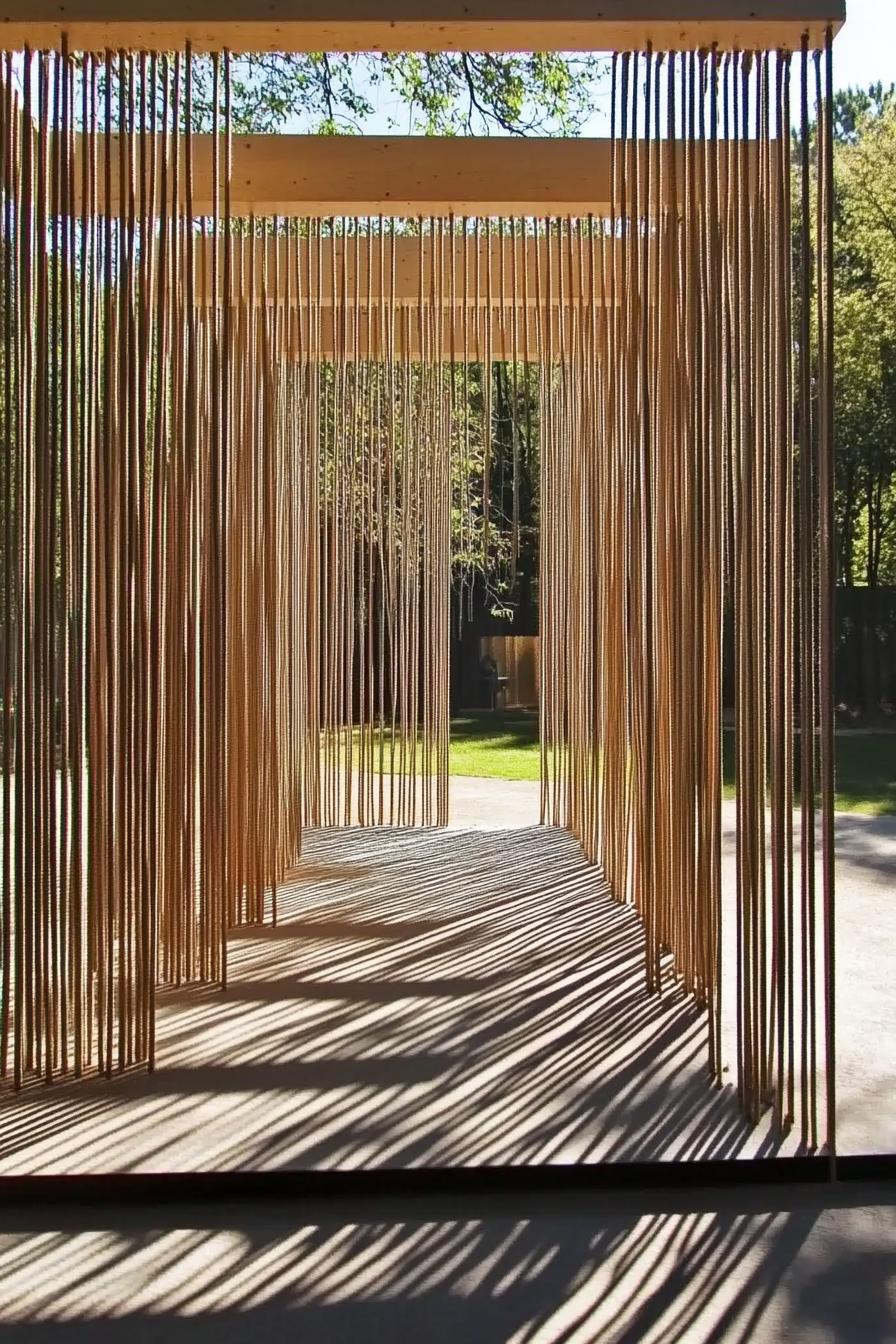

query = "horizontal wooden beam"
[0, 1, 845, 54]
[196, 234, 623, 307]
[81, 135, 615, 217]
[233, 309, 605, 360]
[75, 135, 777, 218]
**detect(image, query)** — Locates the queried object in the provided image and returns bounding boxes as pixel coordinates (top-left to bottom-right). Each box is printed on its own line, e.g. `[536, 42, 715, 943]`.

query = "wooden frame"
[195, 234, 621, 355]
[198, 235, 623, 308]
[0, 1, 844, 54]
[76, 136, 777, 218]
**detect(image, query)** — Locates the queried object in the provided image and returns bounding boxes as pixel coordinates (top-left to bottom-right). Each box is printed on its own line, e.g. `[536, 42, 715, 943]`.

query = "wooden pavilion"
[0, 0, 844, 1165]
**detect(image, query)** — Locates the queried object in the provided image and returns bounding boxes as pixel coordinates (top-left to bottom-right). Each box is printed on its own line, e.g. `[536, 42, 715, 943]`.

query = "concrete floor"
[1, 778, 894, 1343]
[0, 779, 893, 1172]
[1, 1185, 895, 1342]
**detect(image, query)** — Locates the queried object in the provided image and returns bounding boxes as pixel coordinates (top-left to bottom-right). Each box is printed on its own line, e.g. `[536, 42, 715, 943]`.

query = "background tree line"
[832, 84, 896, 591]
[826, 85, 896, 714]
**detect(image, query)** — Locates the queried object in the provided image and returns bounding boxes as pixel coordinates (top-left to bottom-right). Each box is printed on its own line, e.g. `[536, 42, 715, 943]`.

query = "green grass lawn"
[798, 732, 896, 816]
[449, 712, 542, 781]
[448, 712, 896, 815]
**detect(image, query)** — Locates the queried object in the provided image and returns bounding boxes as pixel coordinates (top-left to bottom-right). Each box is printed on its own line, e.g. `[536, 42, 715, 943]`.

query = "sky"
[829, 0, 896, 91]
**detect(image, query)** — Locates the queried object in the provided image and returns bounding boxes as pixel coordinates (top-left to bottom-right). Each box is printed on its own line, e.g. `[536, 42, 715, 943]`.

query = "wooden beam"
[236, 309, 607, 360]
[0, 1, 845, 55]
[80, 135, 616, 217]
[75, 135, 777, 218]
[196, 234, 623, 307]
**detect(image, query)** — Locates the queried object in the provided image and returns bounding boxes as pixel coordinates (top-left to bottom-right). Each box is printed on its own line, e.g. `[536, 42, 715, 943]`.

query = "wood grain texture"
[73, 136, 782, 219]
[0, 1, 845, 54]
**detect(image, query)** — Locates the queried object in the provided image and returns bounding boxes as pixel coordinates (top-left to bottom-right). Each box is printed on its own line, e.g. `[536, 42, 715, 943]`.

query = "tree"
[189, 51, 604, 136]
[831, 85, 896, 588]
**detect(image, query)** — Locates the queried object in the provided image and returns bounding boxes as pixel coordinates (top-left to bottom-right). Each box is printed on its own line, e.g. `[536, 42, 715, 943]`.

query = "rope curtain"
[297, 219, 452, 832]
[540, 45, 836, 1149]
[0, 47, 302, 1076]
[0, 38, 836, 1157]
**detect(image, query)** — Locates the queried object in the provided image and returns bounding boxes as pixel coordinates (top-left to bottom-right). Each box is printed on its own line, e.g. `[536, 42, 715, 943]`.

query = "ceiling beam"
[74, 135, 778, 218]
[0, 1, 845, 55]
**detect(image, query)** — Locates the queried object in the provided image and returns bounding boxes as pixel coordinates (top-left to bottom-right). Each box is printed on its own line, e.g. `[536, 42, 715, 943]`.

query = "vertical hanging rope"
[818, 26, 837, 1167]
[0, 43, 242, 1080]
[538, 45, 834, 1145]
[306, 217, 451, 831]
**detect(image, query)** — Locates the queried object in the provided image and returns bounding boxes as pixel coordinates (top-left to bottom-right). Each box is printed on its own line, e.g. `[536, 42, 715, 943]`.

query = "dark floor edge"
[1, 1155, 894, 1205]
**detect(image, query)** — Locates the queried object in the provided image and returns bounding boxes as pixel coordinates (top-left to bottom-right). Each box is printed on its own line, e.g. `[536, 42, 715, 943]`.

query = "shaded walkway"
[0, 826, 750, 1173]
[0, 791, 893, 1172]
